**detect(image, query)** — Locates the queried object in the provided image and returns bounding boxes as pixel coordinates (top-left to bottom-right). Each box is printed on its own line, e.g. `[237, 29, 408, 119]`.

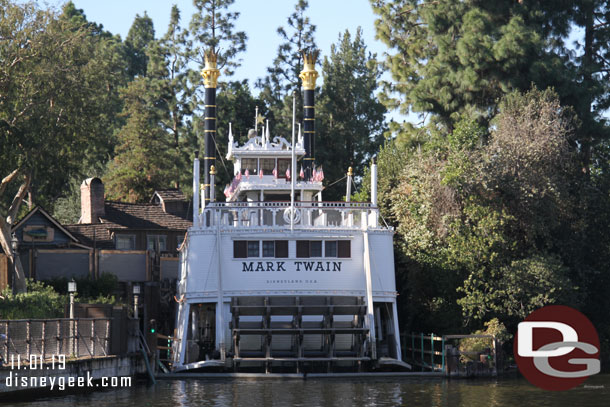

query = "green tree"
[370, 1, 572, 130]
[151, 5, 197, 190]
[125, 12, 155, 78]
[105, 78, 175, 202]
[316, 29, 386, 200]
[257, 0, 317, 135]
[189, 0, 247, 76]
[0, 0, 126, 291]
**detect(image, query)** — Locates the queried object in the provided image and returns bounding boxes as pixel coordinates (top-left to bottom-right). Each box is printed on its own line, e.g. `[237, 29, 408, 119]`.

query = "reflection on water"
[3, 375, 609, 407]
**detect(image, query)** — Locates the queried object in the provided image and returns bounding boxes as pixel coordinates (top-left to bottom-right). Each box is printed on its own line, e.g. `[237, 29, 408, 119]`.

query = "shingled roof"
[152, 189, 187, 202]
[101, 201, 192, 229]
[65, 201, 192, 249]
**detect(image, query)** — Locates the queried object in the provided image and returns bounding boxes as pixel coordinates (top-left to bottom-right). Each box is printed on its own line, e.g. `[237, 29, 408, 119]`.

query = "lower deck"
[174, 295, 402, 373]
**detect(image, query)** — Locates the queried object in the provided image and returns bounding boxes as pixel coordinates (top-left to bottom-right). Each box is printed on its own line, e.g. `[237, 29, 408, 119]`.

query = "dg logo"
[514, 305, 600, 391]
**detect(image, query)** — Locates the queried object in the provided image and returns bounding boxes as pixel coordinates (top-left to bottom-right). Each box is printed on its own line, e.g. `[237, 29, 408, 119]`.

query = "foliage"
[124, 12, 155, 78]
[458, 318, 511, 363]
[0, 279, 67, 319]
[316, 29, 387, 199]
[105, 77, 177, 202]
[373, 87, 586, 336]
[257, 0, 317, 135]
[46, 273, 119, 300]
[189, 0, 247, 76]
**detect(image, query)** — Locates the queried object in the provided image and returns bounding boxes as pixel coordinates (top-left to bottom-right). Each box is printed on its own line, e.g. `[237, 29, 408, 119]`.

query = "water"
[2, 375, 609, 407]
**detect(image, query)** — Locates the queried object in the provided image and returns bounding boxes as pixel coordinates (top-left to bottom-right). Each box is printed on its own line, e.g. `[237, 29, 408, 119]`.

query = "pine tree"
[257, 0, 317, 136]
[150, 5, 197, 190]
[189, 0, 247, 76]
[316, 29, 387, 200]
[105, 78, 175, 202]
[370, 0, 574, 131]
[125, 12, 155, 78]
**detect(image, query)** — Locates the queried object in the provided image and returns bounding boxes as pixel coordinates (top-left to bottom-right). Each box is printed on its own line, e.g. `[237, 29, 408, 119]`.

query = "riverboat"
[172, 50, 403, 373]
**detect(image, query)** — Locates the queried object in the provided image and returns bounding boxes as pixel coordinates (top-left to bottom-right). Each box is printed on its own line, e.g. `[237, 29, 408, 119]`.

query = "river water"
[3, 375, 609, 406]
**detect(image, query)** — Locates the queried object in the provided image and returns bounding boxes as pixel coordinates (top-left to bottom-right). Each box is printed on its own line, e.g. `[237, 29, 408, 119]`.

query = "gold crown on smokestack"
[201, 49, 220, 88]
[300, 50, 319, 90]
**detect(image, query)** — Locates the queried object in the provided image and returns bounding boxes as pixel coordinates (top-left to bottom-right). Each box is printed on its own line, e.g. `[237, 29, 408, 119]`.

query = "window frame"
[146, 234, 167, 252]
[115, 234, 136, 250]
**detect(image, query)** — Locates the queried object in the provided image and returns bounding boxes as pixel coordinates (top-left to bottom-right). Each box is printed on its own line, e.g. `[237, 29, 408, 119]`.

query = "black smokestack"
[201, 49, 220, 202]
[299, 50, 319, 180]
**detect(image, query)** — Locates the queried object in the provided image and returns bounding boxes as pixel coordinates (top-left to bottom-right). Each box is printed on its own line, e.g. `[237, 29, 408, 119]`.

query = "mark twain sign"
[242, 261, 342, 272]
[222, 259, 363, 292]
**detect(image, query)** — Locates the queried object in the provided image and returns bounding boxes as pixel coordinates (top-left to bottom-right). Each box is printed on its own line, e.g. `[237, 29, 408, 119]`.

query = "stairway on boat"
[231, 296, 370, 372]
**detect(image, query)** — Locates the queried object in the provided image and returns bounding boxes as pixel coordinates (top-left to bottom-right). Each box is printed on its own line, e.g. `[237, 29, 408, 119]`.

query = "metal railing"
[196, 201, 383, 230]
[0, 318, 110, 364]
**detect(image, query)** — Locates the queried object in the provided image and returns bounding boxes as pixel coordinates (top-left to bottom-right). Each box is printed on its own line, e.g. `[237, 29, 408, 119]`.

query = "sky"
[47, 0, 390, 92]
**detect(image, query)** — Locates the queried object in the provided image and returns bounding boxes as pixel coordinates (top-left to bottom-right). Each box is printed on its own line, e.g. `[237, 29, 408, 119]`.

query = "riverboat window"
[296, 240, 323, 258]
[242, 158, 258, 175]
[325, 241, 337, 257]
[263, 241, 275, 257]
[234, 241, 247, 258]
[116, 234, 135, 250]
[277, 159, 291, 178]
[147, 234, 167, 252]
[310, 241, 322, 257]
[247, 241, 260, 257]
[338, 241, 351, 258]
[235, 240, 288, 258]
[261, 158, 275, 175]
[296, 240, 309, 258]
[275, 240, 288, 258]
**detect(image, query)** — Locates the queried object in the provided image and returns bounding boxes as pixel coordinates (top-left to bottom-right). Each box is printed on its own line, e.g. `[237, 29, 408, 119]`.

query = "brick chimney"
[80, 177, 105, 224]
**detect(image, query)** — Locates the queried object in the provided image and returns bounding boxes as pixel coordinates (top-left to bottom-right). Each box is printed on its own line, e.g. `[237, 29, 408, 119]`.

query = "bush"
[0, 279, 67, 319]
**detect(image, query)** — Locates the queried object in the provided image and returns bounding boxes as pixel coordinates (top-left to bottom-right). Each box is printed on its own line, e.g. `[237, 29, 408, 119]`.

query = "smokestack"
[299, 50, 319, 180]
[200, 49, 220, 204]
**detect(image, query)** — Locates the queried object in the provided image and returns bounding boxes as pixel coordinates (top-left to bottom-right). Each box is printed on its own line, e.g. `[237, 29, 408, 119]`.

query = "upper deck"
[193, 200, 387, 231]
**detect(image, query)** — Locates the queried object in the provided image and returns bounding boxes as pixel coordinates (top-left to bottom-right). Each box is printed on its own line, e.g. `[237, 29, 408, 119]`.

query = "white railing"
[195, 201, 383, 230]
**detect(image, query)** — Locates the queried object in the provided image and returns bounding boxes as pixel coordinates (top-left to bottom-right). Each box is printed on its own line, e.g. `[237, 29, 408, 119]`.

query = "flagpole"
[291, 91, 296, 231]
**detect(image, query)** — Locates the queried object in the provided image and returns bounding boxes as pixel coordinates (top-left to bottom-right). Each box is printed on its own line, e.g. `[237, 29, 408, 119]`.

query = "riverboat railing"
[195, 201, 385, 230]
[0, 318, 111, 365]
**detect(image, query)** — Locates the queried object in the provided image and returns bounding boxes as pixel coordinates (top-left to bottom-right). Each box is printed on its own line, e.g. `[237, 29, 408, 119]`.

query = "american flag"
[300, 166, 304, 179]
[259, 169, 263, 179]
[245, 168, 250, 179]
[286, 167, 291, 181]
[223, 184, 230, 197]
[272, 167, 278, 178]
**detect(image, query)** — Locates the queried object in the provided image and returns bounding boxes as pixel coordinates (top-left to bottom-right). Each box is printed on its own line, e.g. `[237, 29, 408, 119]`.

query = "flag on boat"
[272, 167, 278, 178]
[223, 184, 230, 197]
[312, 168, 317, 182]
[236, 171, 242, 181]
[245, 168, 250, 179]
[286, 167, 291, 181]
[300, 166, 304, 179]
[259, 169, 263, 179]
[318, 167, 324, 181]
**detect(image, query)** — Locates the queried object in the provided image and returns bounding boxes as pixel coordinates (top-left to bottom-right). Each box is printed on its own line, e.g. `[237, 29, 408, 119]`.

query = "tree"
[257, 0, 317, 135]
[0, 0, 125, 291]
[151, 5, 197, 190]
[105, 78, 176, 202]
[125, 12, 155, 78]
[370, 1, 573, 130]
[316, 29, 386, 200]
[189, 0, 247, 76]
